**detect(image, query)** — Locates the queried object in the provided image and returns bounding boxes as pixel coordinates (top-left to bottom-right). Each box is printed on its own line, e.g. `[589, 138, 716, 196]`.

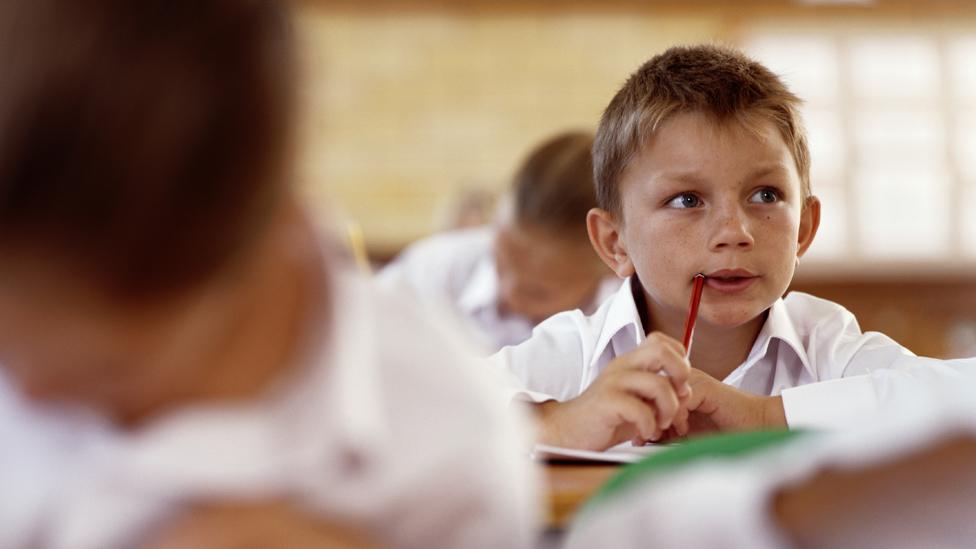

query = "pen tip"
[693, 273, 706, 281]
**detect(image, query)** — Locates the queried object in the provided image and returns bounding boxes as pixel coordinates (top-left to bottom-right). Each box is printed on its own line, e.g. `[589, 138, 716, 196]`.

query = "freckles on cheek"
[656, 255, 677, 272]
[762, 209, 798, 233]
[675, 231, 698, 248]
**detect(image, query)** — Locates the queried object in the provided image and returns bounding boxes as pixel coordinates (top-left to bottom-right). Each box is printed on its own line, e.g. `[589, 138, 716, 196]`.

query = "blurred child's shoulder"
[397, 226, 493, 264]
[339, 269, 504, 395]
[378, 226, 494, 292]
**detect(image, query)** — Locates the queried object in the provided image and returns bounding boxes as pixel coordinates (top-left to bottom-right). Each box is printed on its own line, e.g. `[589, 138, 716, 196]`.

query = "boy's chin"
[701, 305, 767, 329]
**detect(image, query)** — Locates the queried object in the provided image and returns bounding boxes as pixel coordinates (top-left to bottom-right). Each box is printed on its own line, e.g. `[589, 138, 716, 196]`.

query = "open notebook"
[532, 441, 671, 464]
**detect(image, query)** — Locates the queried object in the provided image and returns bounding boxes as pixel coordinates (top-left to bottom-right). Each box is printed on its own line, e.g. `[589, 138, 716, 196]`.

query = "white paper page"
[531, 441, 671, 464]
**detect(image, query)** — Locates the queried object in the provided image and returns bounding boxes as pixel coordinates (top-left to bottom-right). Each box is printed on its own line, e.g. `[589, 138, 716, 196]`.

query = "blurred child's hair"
[512, 131, 596, 241]
[0, 0, 294, 299]
[593, 44, 810, 216]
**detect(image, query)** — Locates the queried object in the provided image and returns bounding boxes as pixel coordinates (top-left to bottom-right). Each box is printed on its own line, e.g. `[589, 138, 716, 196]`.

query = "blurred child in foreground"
[0, 1, 537, 547]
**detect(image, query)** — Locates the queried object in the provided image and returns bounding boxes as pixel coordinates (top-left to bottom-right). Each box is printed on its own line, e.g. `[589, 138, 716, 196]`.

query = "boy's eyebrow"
[652, 171, 709, 187]
[745, 164, 792, 180]
[654, 163, 791, 186]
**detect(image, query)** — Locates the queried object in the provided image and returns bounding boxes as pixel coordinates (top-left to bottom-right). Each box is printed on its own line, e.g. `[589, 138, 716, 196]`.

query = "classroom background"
[292, 0, 976, 360]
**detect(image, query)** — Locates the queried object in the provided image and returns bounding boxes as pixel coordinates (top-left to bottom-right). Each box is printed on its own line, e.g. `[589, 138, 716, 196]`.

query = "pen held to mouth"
[681, 273, 706, 358]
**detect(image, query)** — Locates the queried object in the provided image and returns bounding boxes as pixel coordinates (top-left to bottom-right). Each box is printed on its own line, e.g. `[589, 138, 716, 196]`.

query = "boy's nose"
[708, 208, 755, 251]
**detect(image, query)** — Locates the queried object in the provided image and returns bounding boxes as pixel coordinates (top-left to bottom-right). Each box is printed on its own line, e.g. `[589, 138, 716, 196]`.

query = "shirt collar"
[593, 277, 646, 358]
[741, 295, 816, 381]
[590, 278, 815, 381]
[457, 253, 499, 316]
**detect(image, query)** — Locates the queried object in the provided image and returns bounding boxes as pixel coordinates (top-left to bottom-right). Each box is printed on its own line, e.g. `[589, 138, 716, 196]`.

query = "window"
[745, 29, 975, 267]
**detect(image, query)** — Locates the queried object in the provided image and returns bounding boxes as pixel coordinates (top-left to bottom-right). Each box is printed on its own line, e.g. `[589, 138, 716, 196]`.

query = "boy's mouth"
[702, 269, 759, 293]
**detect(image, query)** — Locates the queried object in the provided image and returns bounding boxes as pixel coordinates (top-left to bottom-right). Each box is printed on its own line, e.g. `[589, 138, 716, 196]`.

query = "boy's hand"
[535, 332, 692, 451]
[143, 501, 378, 549]
[669, 368, 787, 438]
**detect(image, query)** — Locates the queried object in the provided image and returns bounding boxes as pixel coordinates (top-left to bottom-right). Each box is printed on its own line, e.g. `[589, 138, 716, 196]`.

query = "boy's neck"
[685, 315, 767, 380]
[118, 204, 329, 429]
[637, 284, 767, 381]
[192, 211, 327, 403]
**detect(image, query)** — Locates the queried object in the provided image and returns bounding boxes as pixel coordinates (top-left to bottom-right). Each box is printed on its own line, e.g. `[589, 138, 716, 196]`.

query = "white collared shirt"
[378, 226, 621, 353]
[493, 276, 925, 428]
[0, 270, 538, 549]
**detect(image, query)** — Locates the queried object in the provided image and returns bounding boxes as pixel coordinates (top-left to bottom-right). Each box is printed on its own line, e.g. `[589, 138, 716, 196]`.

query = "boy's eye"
[665, 193, 702, 209]
[748, 187, 781, 204]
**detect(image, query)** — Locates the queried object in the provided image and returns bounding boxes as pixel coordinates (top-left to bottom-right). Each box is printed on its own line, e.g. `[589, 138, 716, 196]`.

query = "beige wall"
[294, 6, 728, 253]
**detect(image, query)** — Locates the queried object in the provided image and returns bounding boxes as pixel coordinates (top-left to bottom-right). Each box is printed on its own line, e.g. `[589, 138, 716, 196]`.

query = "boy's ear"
[586, 207, 635, 277]
[797, 196, 821, 258]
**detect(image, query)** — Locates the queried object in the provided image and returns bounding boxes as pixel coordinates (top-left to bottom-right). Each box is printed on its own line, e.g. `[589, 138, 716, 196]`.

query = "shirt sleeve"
[483, 352, 559, 404]
[489, 311, 591, 403]
[781, 296, 923, 429]
[783, 356, 976, 430]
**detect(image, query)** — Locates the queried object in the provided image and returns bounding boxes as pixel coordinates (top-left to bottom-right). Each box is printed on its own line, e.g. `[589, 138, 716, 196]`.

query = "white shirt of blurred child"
[0, 271, 539, 549]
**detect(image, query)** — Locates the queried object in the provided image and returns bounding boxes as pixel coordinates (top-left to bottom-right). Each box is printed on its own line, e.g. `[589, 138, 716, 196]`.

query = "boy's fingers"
[620, 342, 692, 387]
[672, 406, 690, 436]
[615, 371, 680, 428]
[686, 369, 725, 412]
[665, 366, 692, 398]
[659, 426, 680, 443]
[613, 333, 681, 372]
[687, 367, 713, 387]
[612, 395, 658, 441]
[644, 331, 685, 357]
[637, 348, 692, 398]
[683, 383, 706, 413]
[645, 340, 691, 385]
[657, 344, 692, 388]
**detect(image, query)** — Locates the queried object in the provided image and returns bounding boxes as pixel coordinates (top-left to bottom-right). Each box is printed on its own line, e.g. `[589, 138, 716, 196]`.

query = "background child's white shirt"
[377, 226, 621, 353]
[564, 406, 976, 549]
[0, 270, 539, 549]
[491, 277, 923, 426]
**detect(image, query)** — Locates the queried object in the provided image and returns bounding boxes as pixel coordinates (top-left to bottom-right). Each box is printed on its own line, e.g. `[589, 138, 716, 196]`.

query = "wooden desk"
[543, 463, 621, 529]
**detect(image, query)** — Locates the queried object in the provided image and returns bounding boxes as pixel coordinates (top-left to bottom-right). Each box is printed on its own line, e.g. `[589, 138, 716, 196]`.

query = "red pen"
[681, 273, 706, 358]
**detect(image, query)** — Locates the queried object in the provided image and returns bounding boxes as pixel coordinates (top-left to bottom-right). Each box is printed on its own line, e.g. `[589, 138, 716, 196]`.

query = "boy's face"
[495, 222, 606, 324]
[594, 110, 818, 329]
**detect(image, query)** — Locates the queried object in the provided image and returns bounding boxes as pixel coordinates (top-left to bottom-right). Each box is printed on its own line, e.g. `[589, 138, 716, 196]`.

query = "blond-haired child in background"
[380, 131, 619, 352]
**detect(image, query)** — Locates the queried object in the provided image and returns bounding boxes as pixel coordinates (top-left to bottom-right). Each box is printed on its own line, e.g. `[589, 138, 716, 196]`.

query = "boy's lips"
[702, 269, 759, 294]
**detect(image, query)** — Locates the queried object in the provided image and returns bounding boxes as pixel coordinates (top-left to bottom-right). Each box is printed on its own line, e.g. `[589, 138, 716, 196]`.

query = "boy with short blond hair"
[495, 44, 917, 451]
[594, 44, 813, 209]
